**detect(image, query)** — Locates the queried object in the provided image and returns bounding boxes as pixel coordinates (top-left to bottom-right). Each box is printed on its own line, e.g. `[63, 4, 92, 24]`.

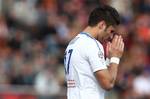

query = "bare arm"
[95, 35, 124, 90]
[94, 63, 118, 90]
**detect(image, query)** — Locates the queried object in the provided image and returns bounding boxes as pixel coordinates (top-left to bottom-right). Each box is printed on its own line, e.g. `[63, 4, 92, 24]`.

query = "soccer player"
[64, 5, 124, 99]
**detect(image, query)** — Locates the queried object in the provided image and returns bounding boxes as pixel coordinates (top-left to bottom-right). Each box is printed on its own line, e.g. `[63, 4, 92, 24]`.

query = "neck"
[82, 26, 98, 39]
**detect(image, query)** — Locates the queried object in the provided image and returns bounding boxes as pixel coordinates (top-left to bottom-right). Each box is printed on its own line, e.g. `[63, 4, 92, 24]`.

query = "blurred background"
[0, 0, 150, 99]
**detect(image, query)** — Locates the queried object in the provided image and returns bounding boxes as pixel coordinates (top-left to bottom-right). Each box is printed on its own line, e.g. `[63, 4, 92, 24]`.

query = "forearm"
[94, 63, 119, 90]
[108, 63, 119, 86]
[94, 58, 120, 90]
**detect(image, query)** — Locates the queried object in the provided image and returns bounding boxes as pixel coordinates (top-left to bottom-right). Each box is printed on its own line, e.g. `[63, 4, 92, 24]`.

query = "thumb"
[106, 42, 111, 57]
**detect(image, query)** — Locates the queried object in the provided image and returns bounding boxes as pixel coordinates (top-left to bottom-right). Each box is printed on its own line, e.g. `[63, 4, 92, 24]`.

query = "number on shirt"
[64, 49, 73, 74]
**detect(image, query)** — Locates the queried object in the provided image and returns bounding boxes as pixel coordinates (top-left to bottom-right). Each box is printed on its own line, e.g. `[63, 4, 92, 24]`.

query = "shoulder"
[96, 40, 104, 53]
[68, 34, 95, 48]
[77, 34, 97, 46]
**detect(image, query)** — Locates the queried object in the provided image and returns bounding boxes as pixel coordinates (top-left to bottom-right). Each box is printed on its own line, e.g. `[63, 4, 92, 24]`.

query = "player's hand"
[107, 35, 124, 58]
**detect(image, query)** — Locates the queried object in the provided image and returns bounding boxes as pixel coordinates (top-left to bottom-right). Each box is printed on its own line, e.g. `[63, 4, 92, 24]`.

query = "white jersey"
[64, 32, 108, 99]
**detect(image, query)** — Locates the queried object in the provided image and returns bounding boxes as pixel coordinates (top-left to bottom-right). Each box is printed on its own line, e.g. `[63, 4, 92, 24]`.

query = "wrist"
[106, 58, 110, 66]
[110, 57, 120, 64]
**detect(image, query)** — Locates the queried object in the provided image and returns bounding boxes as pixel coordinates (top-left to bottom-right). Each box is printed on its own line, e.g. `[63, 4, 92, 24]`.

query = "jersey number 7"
[64, 49, 73, 74]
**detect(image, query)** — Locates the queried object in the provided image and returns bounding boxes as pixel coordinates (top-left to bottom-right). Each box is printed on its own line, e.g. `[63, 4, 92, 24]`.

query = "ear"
[98, 21, 106, 30]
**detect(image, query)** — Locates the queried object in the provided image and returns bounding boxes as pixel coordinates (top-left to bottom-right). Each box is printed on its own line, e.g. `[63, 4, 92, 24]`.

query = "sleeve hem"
[93, 66, 107, 72]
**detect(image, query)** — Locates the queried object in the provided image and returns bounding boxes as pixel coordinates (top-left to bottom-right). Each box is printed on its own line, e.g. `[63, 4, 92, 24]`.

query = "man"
[64, 5, 124, 99]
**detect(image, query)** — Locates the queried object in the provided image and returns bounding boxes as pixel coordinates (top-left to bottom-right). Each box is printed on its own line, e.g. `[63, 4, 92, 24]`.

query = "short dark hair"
[88, 5, 120, 27]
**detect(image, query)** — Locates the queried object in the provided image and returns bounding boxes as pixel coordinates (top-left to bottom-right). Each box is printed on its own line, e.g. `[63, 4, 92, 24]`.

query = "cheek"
[105, 30, 110, 37]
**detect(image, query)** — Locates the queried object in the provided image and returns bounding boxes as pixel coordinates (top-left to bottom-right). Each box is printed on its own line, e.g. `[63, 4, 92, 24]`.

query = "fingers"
[109, 35, 124, 58]
[112, 35, 124, 50]
[112, 35, 118, 45]
[118, 36, 123, 49]
[106, 42, 111, 57]
[120, 41, 124, 51]
[107, 42, 111, 51]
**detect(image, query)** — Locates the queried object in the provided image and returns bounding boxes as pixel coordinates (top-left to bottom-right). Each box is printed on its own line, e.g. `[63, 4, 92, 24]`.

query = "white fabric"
[105, 58, 110, 66]
[65, 33, 107, 99]
[110, 57, 120, 64]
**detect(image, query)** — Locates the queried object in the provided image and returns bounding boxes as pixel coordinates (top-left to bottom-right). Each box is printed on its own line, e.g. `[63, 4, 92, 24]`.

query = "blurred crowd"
[0, 0, 150, 99]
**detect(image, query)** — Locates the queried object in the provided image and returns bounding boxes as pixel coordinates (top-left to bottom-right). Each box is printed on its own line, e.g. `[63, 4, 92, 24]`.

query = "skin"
[83, 21, 124, 90]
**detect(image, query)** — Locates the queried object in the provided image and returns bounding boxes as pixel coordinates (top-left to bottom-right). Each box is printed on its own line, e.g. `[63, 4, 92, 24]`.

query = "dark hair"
[88, 5, 120, 27]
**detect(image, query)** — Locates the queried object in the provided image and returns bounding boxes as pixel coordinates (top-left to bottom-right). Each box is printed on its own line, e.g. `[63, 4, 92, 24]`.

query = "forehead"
[107, 25, 116, 30]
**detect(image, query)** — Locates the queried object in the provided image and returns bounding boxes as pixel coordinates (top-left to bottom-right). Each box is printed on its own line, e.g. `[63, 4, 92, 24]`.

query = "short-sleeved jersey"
[64, 32, 108, 99]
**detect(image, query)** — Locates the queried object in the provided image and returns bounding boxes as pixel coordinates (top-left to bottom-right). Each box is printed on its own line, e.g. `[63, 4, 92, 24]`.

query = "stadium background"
[0, 0, 150, 99]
